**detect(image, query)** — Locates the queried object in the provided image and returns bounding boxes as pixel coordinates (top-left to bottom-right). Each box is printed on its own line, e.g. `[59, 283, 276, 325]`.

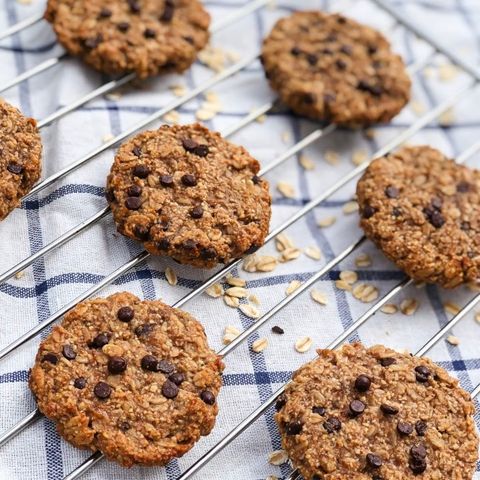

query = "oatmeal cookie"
[261, 11, 411, 126]
[29, 292, 224, 467]
[44, 0, 210, 79]
[0, 99, 42, 221]
[106, 123, 271, 268]
[276, 343, 478, 480]
[357, 145, 480, 288]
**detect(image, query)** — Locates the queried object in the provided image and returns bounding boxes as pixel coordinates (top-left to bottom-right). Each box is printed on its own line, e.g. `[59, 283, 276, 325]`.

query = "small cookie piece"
[0, 99, 42, 220]
[261, 11, 411, 126]
[44, 0, 210, 79]
[29, 292, 224, 467]
[276, 343, 479, 480]
[357, 146, 480, 288]
[106, 123, 271, 268]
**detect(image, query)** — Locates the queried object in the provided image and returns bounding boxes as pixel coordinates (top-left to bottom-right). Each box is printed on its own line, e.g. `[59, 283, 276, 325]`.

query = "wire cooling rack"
[1, 0, 480, 479]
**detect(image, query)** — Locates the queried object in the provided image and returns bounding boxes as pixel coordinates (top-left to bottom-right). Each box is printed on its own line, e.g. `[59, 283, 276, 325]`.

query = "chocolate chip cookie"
[0, 99, 42, 221]
[29, 292, 224, 467]
[276, 343, 478, 480]
[261, 11, 411, 126]
[106, 123, 271, 268]
[44, 0, 210, 79]
[357, 146, 480, 288]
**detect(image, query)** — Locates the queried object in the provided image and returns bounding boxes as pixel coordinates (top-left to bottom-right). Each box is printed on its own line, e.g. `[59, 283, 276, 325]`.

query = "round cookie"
[261, 11, 411, 126]
[275, 343, 479, 480]
[44, 0, 210, 79]
[356, 146, 480, 288]
[106, 123, 271, 268]
[0, 99, 42, 221]
[29, 292, 224, 467]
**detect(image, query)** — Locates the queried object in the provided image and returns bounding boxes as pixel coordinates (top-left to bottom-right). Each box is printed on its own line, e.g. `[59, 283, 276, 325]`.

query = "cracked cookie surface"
[276, 343, 478, 480]
[45, 0, 210, 78]
[0, 99, 42, 221]
[106, 123, 271, 268]
[357, 146, 480, 288]
[261, 11, 411, 126]
[29, 292, 224, 467]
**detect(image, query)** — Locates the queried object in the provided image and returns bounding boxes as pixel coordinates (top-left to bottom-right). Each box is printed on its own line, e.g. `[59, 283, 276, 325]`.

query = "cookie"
[0, 99, 42, 221]
[275, 343, 479, 480]
[261, 11, 411, 126]
[106, 123, 271, 268]
[44, 0, 210, 79]
[29, 292, 224, 467]
[356, 146, 480, 288]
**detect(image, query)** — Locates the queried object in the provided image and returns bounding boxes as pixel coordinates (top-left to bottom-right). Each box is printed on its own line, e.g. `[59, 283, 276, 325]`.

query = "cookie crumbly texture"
[0, 99, 42, 221]
[106, 123, 271, 268]
[276, 343, 479, 480]
[44, 0, 210, 79]
[29, 292, 224, 467]
[261, 11, 411, 126]
[357, 145, 480, 288]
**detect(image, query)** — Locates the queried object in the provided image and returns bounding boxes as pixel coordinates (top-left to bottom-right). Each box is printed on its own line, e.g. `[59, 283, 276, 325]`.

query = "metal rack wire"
[1, 0, 480, 479]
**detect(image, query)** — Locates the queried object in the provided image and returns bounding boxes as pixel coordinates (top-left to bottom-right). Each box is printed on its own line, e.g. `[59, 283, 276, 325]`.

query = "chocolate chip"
[457, 181, 470, 192]
[162, 381, 179, 399]
[312, 406, 326, 416]
[410, 444, 427, 460]
[337, 16, 347, 24]
[62, 345, 76, 360]
[73, 377, 86, 389]
[307, 53, 318, 66]
[461, 221, 470, 231]
[141, 355, 159, 372]
[169, 372, 185, 385]
[42, 353, 58, 364]
[425, 209, 445, 228]
[117, 22, 130, 32]
[340, 44, 352, 55]
[397, 421, 414, 436]
[7, 163, 24, 175]
[252, 175, 261, 185]
[125, 197, 142, 210]
[181, 174, 197, 187]
[379, 357, 396, 367]
[409, 458, 427, 474]
[118, 421, 131, 432]
[160, 174, 174, 187]
[362, 205, 377, 219]
[366, 453, 382, 469]
[127, 0, 140, 13]
[385, 185, 399, 198]
[201, 247, 216, 260]
[117, 306, 134, 322]
[156, 238, 170, 250]
[409, 444, 428, 474]
[196, 144, 210, 157]
[321, 48, 333, 55]
[160, 1, 174, 22]
[132, 164, 150, 178]
[127, 185, 142, 197]
[357, 80, 382, 96]
[94, 381, 112, 399]
[354, 374, 371, 392]
[304, 92, 316, 105]
[135, 323, 155, 336]
[271, 325, 284, 334]
[290, 46, 301, 56]
[84, 34, 103, 49]
[200, 390, 216, 405]
[132, 146, 142, 157]
[392, 207, 402, 217]
[99, 8, 112, 18]
[105, 188, 115, 202]
[285, 420, 303, 435]
[182, 138, 198, 152]
[183, 35, 194, 44]
[415, 420, 427, 436]
[183, 239, 197, 250]
[368, 45, 378, 55]
[380, 403, 399, 415]
[245, 244, 260, 254]
[89, 333, 110, 349]
[323, 417, 341, 433]
[415, 365, 431, 383]
[349, 399, 365, 417]
[108, 356, 127, 374]
[134, 224, 150, 240]
[335, 59, 347, 70]
[144, 28, 156, 39]
[431, 196, 442, 210]
[191, 206, 204, 219]
[275, 394, 286, 411]
[157, 360, 175, 375]
[324, 93, 336, 103]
